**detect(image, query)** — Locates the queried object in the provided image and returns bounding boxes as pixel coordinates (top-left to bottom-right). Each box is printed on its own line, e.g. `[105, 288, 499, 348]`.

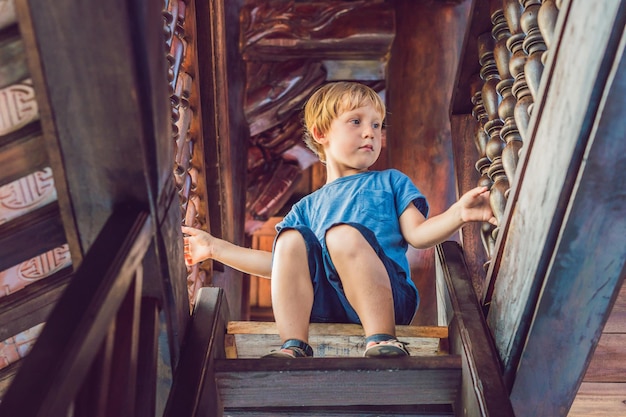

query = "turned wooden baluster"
[521, 0, 547, 110]
[538, 0, 559, 65]
[492, 7, 522, 187]
[488, 158, 510, 241]
[471, 43, 495, 260]
[480, 24, 512, 241]
[503, 0, 531, 144]
[470, 75, 496, 263]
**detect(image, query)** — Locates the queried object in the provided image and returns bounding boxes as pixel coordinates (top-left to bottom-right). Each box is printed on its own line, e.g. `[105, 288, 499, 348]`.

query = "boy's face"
[316, 100, 383, 177]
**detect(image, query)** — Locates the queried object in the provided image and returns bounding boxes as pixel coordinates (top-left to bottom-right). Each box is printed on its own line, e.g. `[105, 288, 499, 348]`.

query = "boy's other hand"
[181, 226, 215, 266]
[459, 186, 498, 226]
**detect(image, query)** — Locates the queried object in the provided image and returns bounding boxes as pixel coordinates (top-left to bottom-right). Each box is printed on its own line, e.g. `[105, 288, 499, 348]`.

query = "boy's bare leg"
[271, 229, 313, 343]
[325, 224, 396, 338]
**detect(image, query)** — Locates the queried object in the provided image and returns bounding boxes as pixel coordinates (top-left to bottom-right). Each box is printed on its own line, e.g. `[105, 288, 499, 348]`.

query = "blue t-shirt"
[276, 169, 429, 280]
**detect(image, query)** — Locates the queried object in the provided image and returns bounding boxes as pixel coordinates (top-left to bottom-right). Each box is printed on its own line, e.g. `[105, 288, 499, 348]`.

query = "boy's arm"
[399, 186, 496, 249]
[182, 226, 273, 278]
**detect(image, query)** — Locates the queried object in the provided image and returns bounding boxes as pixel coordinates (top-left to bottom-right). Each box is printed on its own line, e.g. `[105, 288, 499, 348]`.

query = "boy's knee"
[325, 224, 367, 255]
[275, 229, 306, 256]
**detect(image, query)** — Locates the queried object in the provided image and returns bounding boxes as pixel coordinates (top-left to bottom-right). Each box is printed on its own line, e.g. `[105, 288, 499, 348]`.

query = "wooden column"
[387, 0, 472, 325]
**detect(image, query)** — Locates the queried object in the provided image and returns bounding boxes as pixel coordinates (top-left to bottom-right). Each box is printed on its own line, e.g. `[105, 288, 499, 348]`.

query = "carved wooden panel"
[163, 0, 211, 305]
[240, 0, 394, 61]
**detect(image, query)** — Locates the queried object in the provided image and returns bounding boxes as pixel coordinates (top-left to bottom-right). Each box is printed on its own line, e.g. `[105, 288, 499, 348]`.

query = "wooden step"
[214, 355, 461, 413]
[225, 321, 449, 358]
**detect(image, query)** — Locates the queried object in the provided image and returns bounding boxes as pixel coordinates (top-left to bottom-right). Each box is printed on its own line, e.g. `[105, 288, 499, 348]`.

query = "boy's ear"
[312, 126, 327, 144]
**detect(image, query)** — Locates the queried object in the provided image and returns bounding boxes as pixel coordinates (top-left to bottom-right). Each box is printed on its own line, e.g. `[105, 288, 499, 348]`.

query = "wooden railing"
[0, 206, 154, 417]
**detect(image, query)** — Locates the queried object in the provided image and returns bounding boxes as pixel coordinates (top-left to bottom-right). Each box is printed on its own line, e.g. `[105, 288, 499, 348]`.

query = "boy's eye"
[373, 122, 381, 129]
[350, 119, 360, 125]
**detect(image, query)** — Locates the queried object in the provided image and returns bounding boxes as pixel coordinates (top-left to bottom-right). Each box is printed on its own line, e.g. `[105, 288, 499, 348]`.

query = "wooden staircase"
[164, 242, 515, 417]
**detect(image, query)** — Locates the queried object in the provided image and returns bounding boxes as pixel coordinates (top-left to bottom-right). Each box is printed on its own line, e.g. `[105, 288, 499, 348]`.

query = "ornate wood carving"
[163, 0, 212, 303]
[240, 0, 394, 61]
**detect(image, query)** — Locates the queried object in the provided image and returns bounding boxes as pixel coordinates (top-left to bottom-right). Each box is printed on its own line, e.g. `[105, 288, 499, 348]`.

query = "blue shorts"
[273, 222, 419, 325]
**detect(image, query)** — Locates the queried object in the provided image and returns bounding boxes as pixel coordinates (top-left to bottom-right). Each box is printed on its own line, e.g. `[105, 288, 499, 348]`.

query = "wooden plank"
[386, 0, 472, 326]
[15, 0, 156, 258]
[163, 287, 230, 417]
[0, 125, 46, 187]
[567, 382, 626, 417]
[230, 334, 442, 359]
[0, 29, 28, 89]
[215, 356, 462, 408]
[0, 202, 65, 272]
[227, 321, 448, 338]
[223, 406, 453, 417]
[0, 266, 71, 340]
[509, 13, 626, 416]
[0, 207, 152, 417]
[227, 322, 448, 357]
[487, 0, 626, 375]
[436, 241, 514, 417]
[584, 334, 626, 383]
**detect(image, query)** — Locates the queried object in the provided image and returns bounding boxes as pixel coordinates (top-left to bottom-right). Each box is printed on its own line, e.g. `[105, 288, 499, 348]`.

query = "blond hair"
[303, 82, 386, 163]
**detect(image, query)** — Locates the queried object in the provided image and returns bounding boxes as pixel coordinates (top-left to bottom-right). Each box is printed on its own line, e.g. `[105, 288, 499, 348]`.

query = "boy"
[182, 81, 496, 358]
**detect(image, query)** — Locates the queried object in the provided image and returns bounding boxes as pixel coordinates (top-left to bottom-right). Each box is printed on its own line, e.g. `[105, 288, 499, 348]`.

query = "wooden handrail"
[0, 205, 152, 417]
[436, 241, 514, 417]
[164, 287, 229, 417]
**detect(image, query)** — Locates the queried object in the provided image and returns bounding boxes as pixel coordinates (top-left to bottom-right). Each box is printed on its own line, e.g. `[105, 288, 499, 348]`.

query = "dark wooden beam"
[509, 15, 626, 416]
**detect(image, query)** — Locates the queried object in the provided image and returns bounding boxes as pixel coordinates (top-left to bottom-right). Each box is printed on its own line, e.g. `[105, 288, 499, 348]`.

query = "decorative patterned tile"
[0, 79, 38, 136]
[0, 244, 71, 297]
[0, 323, 44, 370]
[0, 168, 57, 225]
